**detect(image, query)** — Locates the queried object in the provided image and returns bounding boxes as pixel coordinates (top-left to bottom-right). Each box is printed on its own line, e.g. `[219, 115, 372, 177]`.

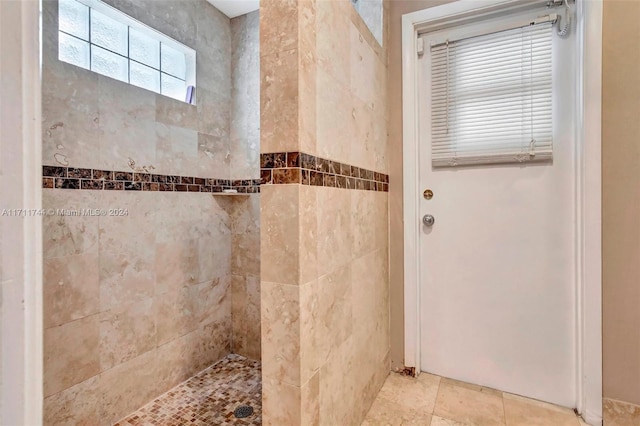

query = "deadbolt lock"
[423, 189, 434, 200]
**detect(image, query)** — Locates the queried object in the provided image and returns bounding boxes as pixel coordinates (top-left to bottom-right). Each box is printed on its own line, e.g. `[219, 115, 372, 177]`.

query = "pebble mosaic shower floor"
[114, 354, 261, 426]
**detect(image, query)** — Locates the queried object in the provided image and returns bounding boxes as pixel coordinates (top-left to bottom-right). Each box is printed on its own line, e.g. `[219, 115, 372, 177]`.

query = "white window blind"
[430, 20, 553, 167]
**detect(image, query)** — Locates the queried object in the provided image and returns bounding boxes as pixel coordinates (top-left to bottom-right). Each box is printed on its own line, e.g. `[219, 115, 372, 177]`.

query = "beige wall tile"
[261, 185, 300, 284]
[298, 0, 317, 155]
[231, 10, 261, 180]
[97, 78, 157, 172]
[42, 63, 101, 170]
[154, 331, 201, 392]
[98, 250, 155, 313]
[197, 132, 231, 179]
[194, 316, 232, 371]
[262, 376, 301, 426]
[195, 277, 232, 327]
[299, 185, 318, 284]
[44, 315, 101, 397]
[199, 236, 232, 281]
[42, 189, 99, 259]
[155, 239, 199, 294]
[99, 299, 156, 371]
[154, 285, 198, 346]
[315, 68, 353, 164]
[99, 350, 160, 425]
[261, 49, 300, 153]
[351, 189, 377, 258]
[155, 94, 198, 130]
[155, 123, 199, 176]
[196, 86, 231, 139]
[316, 186, 352, 277]
[350, 21, 381, 107]
[44, 253, 100, 328]
[231, 274, 261, 360]
[299, 279, 321, 384]
[230, 232, 260, 277]
[43, 376, 102, 426]
[317, 265, 352, 359]
[301, 371, 320, 426]
[260, 0, 298, 57]
[315, 0, 351, 88]
[261, 281, 301, 385]
[318, 336, 357, 425]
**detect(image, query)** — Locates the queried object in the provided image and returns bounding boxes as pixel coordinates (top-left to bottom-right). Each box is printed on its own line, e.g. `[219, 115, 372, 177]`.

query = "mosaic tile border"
[42, 166, 261, 193]
[260, 152, 389, 192]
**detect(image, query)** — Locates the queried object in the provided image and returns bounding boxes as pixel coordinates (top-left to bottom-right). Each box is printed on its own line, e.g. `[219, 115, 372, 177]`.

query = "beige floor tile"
[376, 372, 441, 415]
[430, 416, 468, 426]
[439, 377, 503, 397]
[433, 380, 505, 426]
[503, 393, 580, 426]
[363, 394, 433, 426]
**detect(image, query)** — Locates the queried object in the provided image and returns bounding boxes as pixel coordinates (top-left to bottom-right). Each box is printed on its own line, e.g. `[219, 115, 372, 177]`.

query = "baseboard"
[603, 397, 640, 425]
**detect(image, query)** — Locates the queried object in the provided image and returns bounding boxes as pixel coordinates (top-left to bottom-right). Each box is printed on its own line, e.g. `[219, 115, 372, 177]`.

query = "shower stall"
[41, 0, 390, 424]
[42, 0, 261, 423]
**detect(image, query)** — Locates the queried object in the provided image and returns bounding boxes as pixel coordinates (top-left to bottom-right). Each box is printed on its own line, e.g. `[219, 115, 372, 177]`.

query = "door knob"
[423, 214, 435, 226]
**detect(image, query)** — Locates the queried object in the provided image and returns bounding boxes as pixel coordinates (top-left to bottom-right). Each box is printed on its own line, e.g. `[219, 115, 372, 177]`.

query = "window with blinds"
[430, 20, 553, 167]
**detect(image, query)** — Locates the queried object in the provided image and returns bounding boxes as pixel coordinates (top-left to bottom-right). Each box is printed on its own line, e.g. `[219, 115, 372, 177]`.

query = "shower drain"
[233, 405, 254, 418]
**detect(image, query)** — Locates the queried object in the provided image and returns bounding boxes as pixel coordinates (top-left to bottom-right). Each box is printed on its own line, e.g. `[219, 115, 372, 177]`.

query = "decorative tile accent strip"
[42, 166, 261, 193]
[260, 152, 389, 192]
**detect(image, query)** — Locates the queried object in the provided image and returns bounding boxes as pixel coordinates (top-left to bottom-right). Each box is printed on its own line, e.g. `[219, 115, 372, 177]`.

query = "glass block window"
[58, 0, 196, 103]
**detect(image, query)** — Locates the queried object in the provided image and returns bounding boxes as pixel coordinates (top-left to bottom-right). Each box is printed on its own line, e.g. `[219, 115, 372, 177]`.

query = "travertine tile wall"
[41, 1, 260, 424]
[260, 0, 390, 424]
[231, 11, 261, 181]
[230, 11, 262, 361]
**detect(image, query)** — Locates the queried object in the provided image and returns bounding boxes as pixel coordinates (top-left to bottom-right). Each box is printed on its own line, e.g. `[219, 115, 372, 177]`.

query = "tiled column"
[260, 1, 310, 424]
[260, 1, 390, 425]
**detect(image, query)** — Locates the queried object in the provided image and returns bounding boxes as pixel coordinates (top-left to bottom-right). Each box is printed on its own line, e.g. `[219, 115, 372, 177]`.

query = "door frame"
[401, 0, 602, 424]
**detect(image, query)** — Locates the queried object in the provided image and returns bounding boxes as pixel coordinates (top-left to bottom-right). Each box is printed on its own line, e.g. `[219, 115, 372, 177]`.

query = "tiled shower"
[42, 0, 261, 424]
[42, 0, 391, 424]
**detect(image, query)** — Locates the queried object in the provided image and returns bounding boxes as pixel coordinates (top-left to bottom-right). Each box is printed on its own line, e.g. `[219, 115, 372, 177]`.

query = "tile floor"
[114, 354, 261, 426]
[363, 372, 589, 426]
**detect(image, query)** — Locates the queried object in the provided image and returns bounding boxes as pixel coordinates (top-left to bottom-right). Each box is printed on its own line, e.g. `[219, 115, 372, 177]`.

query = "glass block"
[91, 45, 128, 82]
[58, 0, 89, 40]
[58, 32, 90, 69]
[129, 28, 160, 69]
[160, 43, 186, 80]
[90, 9, 128, 56]
[161, 73, 187, 102]
[130, 61, 160, 93]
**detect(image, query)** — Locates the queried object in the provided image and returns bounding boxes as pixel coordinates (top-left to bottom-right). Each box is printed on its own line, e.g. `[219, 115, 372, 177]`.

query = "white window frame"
[401, 0, 602, 424]
[427, 13, 555, 167]
[58, 0, 196, 103]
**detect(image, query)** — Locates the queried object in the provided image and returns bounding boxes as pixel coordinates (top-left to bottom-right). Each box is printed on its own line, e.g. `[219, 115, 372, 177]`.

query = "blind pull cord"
[529, 27, 535, 156]
[446, 40, 450, 135]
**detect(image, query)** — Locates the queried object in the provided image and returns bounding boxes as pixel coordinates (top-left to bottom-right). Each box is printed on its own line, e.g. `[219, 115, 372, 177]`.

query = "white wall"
[0, 0, 43, 424]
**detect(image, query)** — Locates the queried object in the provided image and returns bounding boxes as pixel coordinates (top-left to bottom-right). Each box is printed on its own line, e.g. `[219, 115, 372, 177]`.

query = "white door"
[418, 8, 577, 407]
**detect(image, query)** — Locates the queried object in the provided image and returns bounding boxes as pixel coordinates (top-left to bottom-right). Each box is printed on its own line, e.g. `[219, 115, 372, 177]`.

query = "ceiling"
[206, 0, 259, 18]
